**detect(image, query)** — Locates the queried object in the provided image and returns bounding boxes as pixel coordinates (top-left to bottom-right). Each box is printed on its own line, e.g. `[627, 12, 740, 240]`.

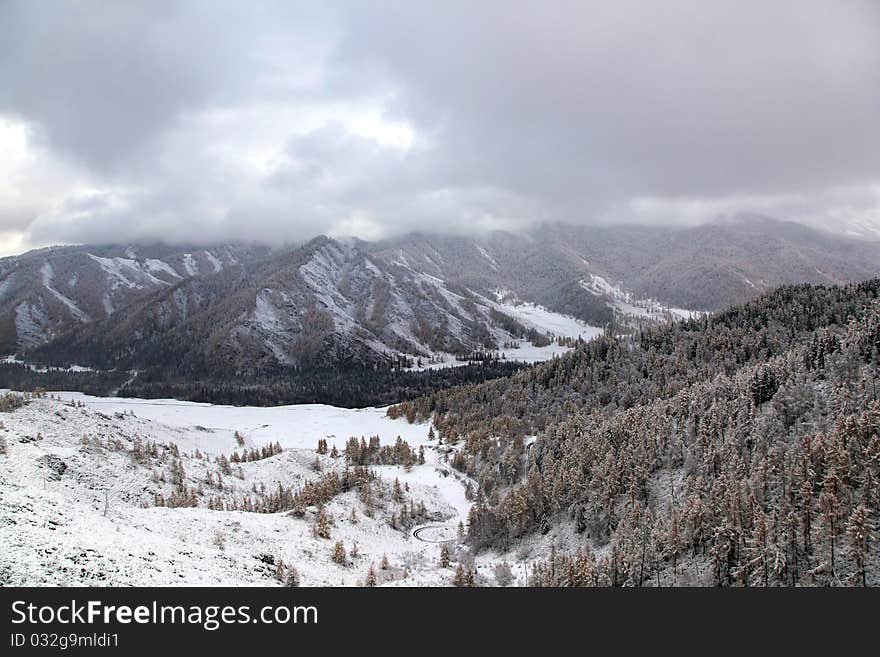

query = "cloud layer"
[1, 0, 879, 254]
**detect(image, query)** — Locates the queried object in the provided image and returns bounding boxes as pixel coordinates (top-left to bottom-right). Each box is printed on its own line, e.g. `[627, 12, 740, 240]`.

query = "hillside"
[391, 280, 880, 585]
[0, 242, 270, 353]
[0, 392, 475, 586]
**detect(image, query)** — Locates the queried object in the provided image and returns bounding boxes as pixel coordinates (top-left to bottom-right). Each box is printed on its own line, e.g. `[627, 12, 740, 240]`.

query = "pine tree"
[285, 567, 300, 587]
[845, 504, 875, 587]
[366, 565, 377, 587]
[0, 434, 7, 456]
[380, 553, 390, 570]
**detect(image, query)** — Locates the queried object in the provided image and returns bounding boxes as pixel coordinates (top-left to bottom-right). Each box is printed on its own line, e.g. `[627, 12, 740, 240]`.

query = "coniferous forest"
[390, 280, 880, 585]
[0, 358, 526, 408]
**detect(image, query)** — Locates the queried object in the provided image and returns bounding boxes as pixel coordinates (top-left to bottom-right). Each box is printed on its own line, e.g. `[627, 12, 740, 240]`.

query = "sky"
[1, 0, 879, 255]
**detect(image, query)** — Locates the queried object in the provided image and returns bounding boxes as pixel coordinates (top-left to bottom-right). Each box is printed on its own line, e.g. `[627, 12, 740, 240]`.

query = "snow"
[102, 292, 114, 316]
[475, 245, 499, 271]
[580, 275, 703, 325]
[1, 355, 96, 373]
[145, 258, 181, 278]
[40, 263, 90, 322]
[45, 391, 434, 455]
[14, 302, 47, 346]
[668, 307, 703, 321]
[182, 253, 198, 276]
[490, 296, 602, 341]
[0, 274, 14, 301]
[0, 393, 502, 586]
[204, 251, 223, 273]
[88, 254, 168, 289]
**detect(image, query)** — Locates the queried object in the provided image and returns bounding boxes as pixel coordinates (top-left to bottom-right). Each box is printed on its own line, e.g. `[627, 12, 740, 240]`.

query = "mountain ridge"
[2, 217, 877, 374]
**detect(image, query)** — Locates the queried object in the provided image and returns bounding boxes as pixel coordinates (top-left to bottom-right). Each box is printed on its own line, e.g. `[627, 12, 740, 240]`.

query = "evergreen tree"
[845, 504, 875, 587]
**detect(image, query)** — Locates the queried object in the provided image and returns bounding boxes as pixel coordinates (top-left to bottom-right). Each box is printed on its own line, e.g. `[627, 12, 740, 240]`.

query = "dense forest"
[390, 280, 880, 585]
[0, 358, 526, 408]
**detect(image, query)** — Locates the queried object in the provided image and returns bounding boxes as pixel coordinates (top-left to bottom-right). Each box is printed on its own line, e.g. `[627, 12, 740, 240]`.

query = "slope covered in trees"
[391, 280, 880, 585]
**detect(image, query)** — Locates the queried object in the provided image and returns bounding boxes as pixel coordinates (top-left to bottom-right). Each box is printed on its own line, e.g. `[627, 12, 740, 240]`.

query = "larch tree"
[845, 504, 875, 587]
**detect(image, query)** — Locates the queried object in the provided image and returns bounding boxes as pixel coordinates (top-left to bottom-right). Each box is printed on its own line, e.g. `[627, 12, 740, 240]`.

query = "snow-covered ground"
[47, 392, 433, 455]
[0, 392, 512, 587]
[490, 296, 603, 341]
[2, 355, 98, 373]
[406, 295, 604, 371]
[580, 275, 703, 324]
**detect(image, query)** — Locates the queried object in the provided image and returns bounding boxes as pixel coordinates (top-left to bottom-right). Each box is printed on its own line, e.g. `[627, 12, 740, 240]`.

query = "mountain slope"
[5, 216, 879, 376]
[390, 279, 880, 585]
[0, 243, 270, 353]
[25, 236, 598, 373]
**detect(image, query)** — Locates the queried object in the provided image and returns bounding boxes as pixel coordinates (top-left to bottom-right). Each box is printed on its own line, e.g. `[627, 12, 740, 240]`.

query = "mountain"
[0, 242, 270, 353]
[527, 215, 880, 310]
[3, 216, 879, 379]
[372, 215, 880, 319]
[22, 235, 598, 374]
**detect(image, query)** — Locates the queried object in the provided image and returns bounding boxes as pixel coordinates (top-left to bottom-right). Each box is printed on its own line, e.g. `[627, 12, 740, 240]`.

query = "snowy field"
[0, 392, 509, 586]
[407, 296, 604, 370]
[47, 392, 433, 455]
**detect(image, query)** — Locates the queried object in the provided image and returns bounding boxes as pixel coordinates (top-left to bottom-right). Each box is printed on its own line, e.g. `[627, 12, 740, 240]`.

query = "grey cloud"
[3, 0, 880, 251]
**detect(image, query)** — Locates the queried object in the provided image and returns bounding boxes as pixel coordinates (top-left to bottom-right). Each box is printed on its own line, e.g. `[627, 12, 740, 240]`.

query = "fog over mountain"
[1, 1, 879, 255]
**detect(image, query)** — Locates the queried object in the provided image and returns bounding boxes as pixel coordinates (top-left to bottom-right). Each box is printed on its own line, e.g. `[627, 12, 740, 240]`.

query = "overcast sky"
[1, 1, 879, 255]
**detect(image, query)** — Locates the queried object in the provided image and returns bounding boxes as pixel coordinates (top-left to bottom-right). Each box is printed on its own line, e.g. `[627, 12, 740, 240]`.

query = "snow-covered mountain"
[23, 235, 603, 372]
[0, 243, 269, 353]
[5, 216, 879, 373]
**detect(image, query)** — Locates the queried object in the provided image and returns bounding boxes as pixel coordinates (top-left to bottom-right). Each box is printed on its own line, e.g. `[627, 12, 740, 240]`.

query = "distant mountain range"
[1, 215, 878, 373]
